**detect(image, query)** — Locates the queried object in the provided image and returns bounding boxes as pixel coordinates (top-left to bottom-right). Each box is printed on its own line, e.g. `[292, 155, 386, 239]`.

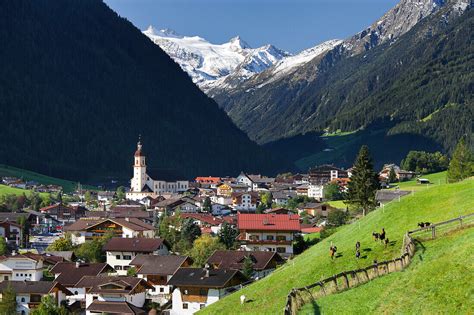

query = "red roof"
[195, 177, 221, 184]
[238, 213, 300, 231]
[301, 227, 321, 234]
[180, 213, 224, 226]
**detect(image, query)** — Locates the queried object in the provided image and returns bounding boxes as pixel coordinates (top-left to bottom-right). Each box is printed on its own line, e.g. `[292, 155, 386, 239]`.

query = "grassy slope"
[200, 177, 474, 315]
[0, 164, 95, 193]
[301, 227, 474, 314]
[391, 171, 447, 192]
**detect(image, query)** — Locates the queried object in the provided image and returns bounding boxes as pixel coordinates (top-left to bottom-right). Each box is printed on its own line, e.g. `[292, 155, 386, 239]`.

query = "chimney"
[204, 263, 210, 278]
[125, 217, 130, 222]
[75, 261, 80, 268]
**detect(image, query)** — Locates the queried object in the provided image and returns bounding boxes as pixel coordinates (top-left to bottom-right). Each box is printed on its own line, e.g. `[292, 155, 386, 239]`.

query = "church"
[126, 139, 189, 201]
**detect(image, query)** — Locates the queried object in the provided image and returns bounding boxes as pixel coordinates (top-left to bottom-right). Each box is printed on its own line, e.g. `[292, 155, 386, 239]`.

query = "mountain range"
[0, 0, 288, 181]
[146, 0, 473, 169]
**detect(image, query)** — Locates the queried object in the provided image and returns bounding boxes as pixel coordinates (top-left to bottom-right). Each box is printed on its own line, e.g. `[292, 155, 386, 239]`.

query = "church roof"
[147, 169, 187, 182]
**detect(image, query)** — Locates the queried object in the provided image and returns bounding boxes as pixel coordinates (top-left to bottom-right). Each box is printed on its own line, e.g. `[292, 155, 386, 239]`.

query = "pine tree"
[218, 222, 238, 249]
[388, 167, 397, 183]
[242, 256, 254, 279]
[346, 145, 379, 216]
[0, 283, 17, 314]
[447, 137, 474, 183]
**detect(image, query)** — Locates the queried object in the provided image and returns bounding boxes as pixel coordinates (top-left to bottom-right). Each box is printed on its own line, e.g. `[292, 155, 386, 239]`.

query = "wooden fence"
[283, 213, 473, 315]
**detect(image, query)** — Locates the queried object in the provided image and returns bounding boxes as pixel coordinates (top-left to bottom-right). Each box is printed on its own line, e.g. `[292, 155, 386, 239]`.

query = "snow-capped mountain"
[143, 26, 290, 91]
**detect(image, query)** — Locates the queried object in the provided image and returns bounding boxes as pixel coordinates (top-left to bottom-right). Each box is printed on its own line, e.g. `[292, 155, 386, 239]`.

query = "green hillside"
[200, 176, 474, 314]
[301, 227, 474, 314]
[0, 164, 91, 193]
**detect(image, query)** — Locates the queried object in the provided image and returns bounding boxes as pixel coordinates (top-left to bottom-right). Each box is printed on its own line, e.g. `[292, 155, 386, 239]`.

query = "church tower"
[131, 137, 147, 192]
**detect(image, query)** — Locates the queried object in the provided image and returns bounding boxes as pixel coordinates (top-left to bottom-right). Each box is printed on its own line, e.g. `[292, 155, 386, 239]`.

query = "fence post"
[343, 272, 350, 289]
[432, 226, 436, 239]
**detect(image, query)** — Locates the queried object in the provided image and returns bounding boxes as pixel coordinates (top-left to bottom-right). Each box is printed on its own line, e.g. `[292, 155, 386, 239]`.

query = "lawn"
[326, 200, 347, 209]
[199, 177, 474, 315]
[390, 171, 447, 192]
[0, 184, 50, 199]
[300, 227, 474, 314]
[0, 164, 96, 193]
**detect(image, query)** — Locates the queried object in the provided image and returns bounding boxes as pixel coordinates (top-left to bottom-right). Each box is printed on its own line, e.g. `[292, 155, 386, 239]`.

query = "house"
[231, 192, 258, 212]
[237, 213, 301, 255]
[331, 177, 350, 192]
[50, 262, 113, 306]
[64, 218, 155, 245]
[0, 219, 22, 246]
[271, 191, 296, 205]
[307, 184, 324, 200]
[216, 183, 232, 197]
[103, 237, 170, 275]
[375, 190, 411, 205]
[299, 203, 338, 217]
[296, 184, 309, 196]
[300, 225, 322, 235]
[97, 191, 116, 203]
[168, 267, 247, 314]
[195, 177, 222, 188]
[207, 250, 284, 279]
[126, 139, 189, 200]
[248, 175, 275, 191]
[180, 213, 225, 234]
[309, 165, 348, 185]
[74, 276, 152, 315]
[39, 203, 88, 226]
[44, 251, 76, 262]
[379, 164, 416, 181]
[0, 253, 45, 282]
[0, 281, 72, 315]
[236, 172, 254, 188]
[129, 254, 192, 305]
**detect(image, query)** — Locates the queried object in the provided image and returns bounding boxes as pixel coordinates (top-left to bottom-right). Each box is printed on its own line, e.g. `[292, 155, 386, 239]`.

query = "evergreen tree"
[31, 295, 67, 315]
[218, 222, 239, 249]
[447, 137, 474, 183]
[116, 186, 125, 202]
[0, 283, 16, 314]
[181, 218, 201, 245]
[346, 145, 380, 216]
[241, 256, 254, 279]
[388, 167, 398, 183]
[324, 183, 343, 201]
[0, 237, 8, 255]
[202, 197, 212, 212]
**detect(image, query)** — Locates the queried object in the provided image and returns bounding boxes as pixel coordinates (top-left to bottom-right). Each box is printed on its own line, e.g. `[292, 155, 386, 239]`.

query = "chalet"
[271, 190, 296, 205]
[207, 250, 284, 279]
[103, 237, 170, 275]
[130, 254, 192, 305]
[64, 218, 154, 245]
[309, 165, 348, 185]
[0, 219, 22, 246]
[300, 203, 338, 217]
[216, 183, 232, 197]
[296, 184, 309, 196]
[0, 253, 45, 282]
[51, 262, 113, 307]
[0, 281, 72, 315]
[236, 172, 254, 187]
[231, 192, 258, 212]
[168, 267, 247, 314]
[40, 203, 88, 226]
[379, 164, 416, 181]
[237, 213, 301, 255]
[74, 276, 152, 315]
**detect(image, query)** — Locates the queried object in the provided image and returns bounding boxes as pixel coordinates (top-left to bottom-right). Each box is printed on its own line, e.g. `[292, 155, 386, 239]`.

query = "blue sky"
[104, 0, 399, 53]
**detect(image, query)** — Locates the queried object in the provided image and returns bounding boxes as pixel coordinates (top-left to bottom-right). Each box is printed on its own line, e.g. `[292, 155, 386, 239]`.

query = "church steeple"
[134, 134, 144, 157]
[132, 135, 147, 192]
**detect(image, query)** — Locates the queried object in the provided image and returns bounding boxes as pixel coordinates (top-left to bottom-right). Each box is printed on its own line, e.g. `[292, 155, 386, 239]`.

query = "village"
[0, 140, 436, 315]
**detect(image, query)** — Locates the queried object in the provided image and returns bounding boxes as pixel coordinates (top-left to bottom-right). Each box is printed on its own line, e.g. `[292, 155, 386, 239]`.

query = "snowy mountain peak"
[143, 25, 183, 39]
[228, 36, 251, 50]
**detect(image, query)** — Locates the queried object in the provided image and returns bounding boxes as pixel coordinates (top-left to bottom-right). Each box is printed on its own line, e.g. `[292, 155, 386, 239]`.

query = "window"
[266, 235, 274, 241]
[151, 288, 155, 292]
[183, 303, 188, 309]
[200, 304, 206, 309]
[74, 291, 78, 295]
[123, 255, 132, 260]
[3, 276, 8, 280]
[199, 288, 207, 296]
[93, 296, 98, 301]
[20, 273, 23, 277]
[277, 247, 286, 253]
[116, 255, 121, 260]
[276, 235, 286, 241]
[183, 289, 189, 295]
[160, 287, 164, 293]
[114, 266, 122, 270]
[16, 273, 19, 277]
[21, 297, 25, 302]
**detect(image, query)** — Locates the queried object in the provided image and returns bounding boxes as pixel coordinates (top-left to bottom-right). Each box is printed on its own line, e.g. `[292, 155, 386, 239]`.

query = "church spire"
[134, 134, 144, 157]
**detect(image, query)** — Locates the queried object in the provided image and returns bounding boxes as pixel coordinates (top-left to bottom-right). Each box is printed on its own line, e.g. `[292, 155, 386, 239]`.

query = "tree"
[202, 197, 212, 213]
[188, 235, 225, 267]
[447, 138, 474, 183]
[84, 191, 92, 204]
[324, 183, 343, 201]
[127, 267, 137, 277]
[388, 167, 397, 183]
[293, 234, 308, 255]
[327, 209, 349, 227]
[260, 192, 272, 207]
[17, 215, 30, 248]
[0, 237, 8, 255]
[116, 186, 125, 201]
[218, 222, 239, 249]
[241, 256, 254, 279]
[181, 218, 201, 245]
[75, 232, 113, 263]
[31, 295, 67, 315]
[346, 145, 380, 216]
[47, 235, 73, 251]
[401, 151, 449, 174]
[0, 283, 16, 314]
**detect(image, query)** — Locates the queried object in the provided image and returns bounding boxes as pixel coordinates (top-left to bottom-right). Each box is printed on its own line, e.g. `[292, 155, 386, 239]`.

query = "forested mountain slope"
[0, 0, 287, 181]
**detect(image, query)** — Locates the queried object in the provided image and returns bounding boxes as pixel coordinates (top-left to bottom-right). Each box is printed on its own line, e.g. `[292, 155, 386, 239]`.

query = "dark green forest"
[0, 0, 288, 181]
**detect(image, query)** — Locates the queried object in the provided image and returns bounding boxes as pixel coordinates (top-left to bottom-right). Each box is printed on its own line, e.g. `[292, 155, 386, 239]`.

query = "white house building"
[103, 237, 170, 275]
[0, 253, 45, 282]
[126, 139, 189, 201]
[130, 254, 192, 305]
[231, 192, 258, 212]
[74, 276, 152, 315]
[168, 268, 246, 315]
[307, 184, 324, 201]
